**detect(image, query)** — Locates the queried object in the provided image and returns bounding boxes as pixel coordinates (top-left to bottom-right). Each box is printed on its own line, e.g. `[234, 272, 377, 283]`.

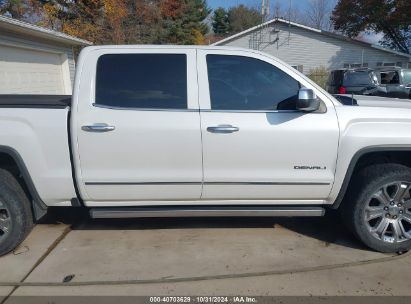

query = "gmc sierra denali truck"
[1, 45, 411, 255]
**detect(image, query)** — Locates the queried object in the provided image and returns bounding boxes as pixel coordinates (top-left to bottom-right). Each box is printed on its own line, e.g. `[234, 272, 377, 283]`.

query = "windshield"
[403, 69, 411, 84]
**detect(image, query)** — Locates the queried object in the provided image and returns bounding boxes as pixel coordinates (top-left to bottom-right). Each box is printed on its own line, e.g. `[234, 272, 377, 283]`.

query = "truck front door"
[197, 50, 339, 202]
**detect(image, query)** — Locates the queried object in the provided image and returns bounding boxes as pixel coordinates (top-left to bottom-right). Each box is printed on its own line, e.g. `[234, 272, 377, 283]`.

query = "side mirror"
[297, 88, 320, 112]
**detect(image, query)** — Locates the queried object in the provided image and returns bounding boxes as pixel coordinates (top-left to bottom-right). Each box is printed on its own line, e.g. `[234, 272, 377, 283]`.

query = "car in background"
[375, 67, 411, 99]
[326, 68, 380, 95]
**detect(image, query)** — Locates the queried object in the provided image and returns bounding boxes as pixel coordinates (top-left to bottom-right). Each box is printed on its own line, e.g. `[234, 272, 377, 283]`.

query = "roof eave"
[0, 15, 92, 46]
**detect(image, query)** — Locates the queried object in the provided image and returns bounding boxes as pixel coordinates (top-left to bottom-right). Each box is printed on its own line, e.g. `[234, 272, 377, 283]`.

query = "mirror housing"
[297, 88, 320, 112]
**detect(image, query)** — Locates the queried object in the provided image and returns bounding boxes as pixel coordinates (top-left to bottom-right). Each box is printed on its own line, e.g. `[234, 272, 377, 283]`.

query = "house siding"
[217, 22, 410, 74]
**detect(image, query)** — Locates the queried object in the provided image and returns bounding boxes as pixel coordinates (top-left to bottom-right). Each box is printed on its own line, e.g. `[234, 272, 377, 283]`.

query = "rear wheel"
[342, 163, 411, 253]
[0, 169, 33, 256]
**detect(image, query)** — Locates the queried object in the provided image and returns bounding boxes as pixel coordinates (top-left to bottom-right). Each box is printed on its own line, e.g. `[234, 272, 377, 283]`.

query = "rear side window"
[326, 72, 334, 86]
[327, 71, 343, 86]
[95, 54, 187, 109]
[343, 72, 372, 86]
[206, 55, 300, 111]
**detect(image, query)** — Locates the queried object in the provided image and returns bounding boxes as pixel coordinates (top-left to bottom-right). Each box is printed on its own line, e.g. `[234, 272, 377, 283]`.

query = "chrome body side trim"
[85, 181, 331, 186]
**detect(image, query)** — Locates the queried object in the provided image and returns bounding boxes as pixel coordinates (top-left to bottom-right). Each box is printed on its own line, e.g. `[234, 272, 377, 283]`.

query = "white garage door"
[0, 44, 66, 94]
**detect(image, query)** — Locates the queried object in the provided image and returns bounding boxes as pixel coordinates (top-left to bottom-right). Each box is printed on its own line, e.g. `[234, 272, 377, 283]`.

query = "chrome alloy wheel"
[364, 182, 411, 243]
[0, 200, 12, 241]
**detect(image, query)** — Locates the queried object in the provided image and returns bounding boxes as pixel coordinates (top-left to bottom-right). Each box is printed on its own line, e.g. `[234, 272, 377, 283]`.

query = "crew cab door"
[197, 49, 339, 201]
[72, 48, 202, 203]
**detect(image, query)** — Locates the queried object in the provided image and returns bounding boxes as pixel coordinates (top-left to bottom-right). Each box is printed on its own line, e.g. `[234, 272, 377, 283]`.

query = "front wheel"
[342, 163, 411, 253]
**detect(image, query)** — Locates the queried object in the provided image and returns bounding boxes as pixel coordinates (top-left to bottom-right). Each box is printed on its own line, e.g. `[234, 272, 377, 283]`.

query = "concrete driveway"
[0, 210, 410, 302]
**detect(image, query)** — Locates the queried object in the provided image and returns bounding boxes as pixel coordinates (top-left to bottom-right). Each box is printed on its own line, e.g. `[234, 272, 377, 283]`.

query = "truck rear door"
[72, 48, 202, 203]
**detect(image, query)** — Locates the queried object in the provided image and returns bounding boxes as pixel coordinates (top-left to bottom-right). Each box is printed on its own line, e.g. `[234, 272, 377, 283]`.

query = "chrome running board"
[90, 206, 325, 218]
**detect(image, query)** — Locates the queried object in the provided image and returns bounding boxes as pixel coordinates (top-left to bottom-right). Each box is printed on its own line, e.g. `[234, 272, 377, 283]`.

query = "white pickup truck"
[1, 45, 411, 255]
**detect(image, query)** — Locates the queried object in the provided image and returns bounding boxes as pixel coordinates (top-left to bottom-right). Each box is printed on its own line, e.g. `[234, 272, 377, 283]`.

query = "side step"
[90, 206, 325, 219]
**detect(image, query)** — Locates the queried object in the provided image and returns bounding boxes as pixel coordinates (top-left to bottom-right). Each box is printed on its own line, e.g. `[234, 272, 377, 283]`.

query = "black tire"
[341, 163, 411, 253]
[0, 169, 34, 256]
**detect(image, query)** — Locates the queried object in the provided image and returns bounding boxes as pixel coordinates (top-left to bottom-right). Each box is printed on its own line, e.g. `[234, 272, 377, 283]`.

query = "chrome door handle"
[207, 124, 239, 134]
[82, 123, 115, 132]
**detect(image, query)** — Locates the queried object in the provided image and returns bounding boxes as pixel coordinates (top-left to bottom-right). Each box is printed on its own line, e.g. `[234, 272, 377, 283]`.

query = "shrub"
[308, 66, 329, 89]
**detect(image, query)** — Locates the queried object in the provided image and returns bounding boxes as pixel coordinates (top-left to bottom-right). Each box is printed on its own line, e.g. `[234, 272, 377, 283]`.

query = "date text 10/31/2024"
[149, 296, 257, 303]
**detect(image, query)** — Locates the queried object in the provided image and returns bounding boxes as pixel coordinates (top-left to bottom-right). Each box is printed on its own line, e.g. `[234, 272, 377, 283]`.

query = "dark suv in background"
[326, 68, 380, 95]
[376, 67, 411, 99]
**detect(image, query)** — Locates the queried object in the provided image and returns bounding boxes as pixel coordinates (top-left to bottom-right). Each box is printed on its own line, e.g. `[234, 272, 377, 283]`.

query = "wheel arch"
[0, 145, 47, 220]
[332, 146, 411, 209]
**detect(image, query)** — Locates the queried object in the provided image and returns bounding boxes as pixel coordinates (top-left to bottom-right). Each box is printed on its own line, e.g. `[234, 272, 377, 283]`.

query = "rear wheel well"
[0, 152, 28, 192]
[0, 150, 47, 220]
[0, 152, 33, 209]
[336, 150, 411, 209]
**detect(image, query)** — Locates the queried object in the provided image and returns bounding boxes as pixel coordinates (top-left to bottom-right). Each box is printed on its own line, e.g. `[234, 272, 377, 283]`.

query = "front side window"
[95, 54, 187, 109]
[380, 71, 400, 85]
[206, 55, 300, 111]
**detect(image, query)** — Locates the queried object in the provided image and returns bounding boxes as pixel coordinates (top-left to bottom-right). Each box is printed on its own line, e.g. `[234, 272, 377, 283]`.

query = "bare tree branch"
[305, 0, 333, 30]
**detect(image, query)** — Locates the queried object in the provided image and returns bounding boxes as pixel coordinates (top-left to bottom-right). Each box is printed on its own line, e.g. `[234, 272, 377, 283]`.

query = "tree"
[160, 0, 210, 44]
[103, 0, 128, 44]
[124, 0, 164, 44]
[271, 0, 301, 23]
[332, 0, 411, 54]
[2, 0, 210, 45]
[227, 4, 261, 35]
[32, 0, 107, 43]
[0, 0, 37, 19]
[212, 7, 229, 35]
[305, 0, 333, 30]
[184, 0, 210, 44]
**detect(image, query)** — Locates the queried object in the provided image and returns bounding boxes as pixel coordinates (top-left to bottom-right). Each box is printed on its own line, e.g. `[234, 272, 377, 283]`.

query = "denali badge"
[294, 166, 327, 170]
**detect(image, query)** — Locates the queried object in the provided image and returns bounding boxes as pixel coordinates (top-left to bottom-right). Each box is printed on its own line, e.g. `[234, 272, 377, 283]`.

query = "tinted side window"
[206, 55, 300, 110]
[328, 71, 343, 86]
[96, 54, 187, 109]
[380, 71, 400, 85]
[326, 72, 334, 86]
[343, 72, 372, 86]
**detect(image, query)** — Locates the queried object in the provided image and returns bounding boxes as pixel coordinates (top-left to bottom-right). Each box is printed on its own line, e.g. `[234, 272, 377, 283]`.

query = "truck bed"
[0, 96, 77, 206]
[0, 95, 71, 108]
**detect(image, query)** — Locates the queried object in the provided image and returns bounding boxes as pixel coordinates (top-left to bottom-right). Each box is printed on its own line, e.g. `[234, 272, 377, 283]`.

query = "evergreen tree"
[161, 0, 210, 44]
[212, 7, 229, 35]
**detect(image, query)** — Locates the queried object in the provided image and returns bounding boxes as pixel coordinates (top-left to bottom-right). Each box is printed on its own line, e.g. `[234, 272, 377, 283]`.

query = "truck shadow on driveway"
[43, 208, 369, 252]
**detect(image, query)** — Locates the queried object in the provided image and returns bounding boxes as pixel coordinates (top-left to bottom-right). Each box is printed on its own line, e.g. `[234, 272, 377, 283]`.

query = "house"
[0, 15, 92, 95]
[213, 18, 411, 75]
